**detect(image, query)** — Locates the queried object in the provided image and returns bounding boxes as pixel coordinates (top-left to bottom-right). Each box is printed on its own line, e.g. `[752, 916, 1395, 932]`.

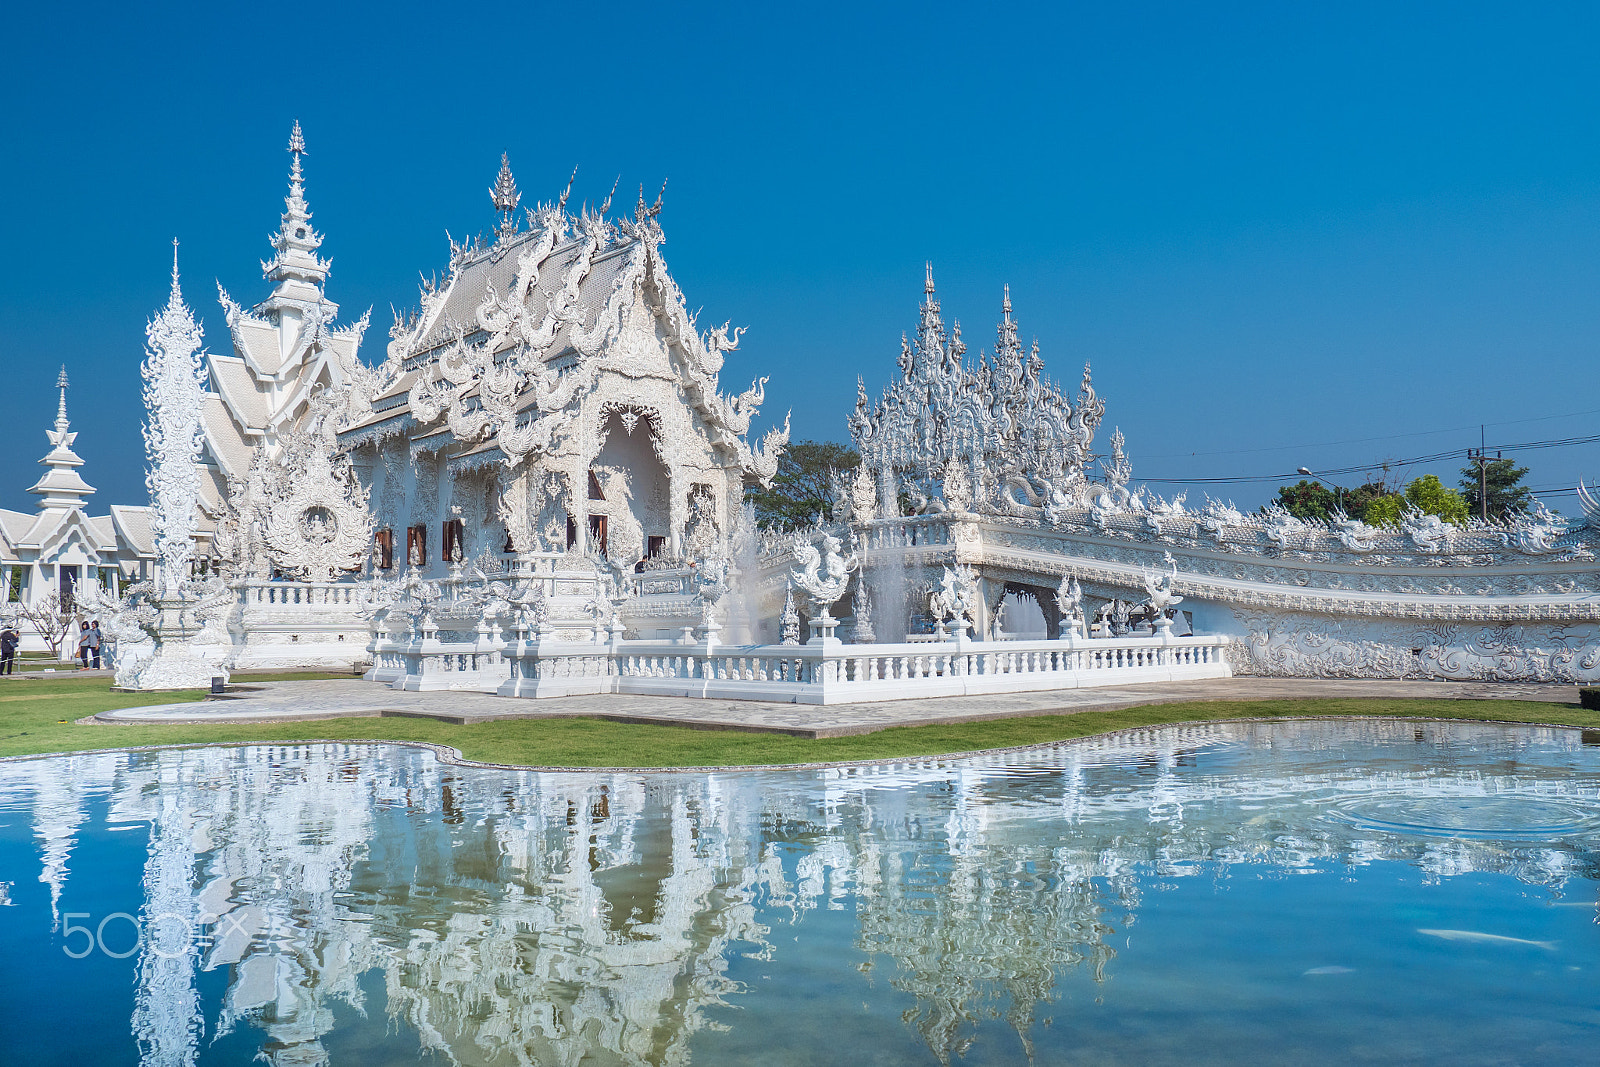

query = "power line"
[1138, 405, 1600, 462]
[1139, 431, 1600, 486]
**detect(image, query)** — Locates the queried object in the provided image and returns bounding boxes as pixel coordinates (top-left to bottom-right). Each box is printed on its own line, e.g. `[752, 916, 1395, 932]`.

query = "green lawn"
[0, 674, 1594, 769]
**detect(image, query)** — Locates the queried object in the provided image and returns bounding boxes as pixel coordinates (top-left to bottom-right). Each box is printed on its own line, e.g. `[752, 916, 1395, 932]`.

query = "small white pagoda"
[0, 370, 155, 653]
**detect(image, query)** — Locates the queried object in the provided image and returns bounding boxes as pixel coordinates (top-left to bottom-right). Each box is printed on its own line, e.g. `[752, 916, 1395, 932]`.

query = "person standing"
[87, 620, 102, 670]
[75, 621, 90, 669]
[0, 626, 17, 675]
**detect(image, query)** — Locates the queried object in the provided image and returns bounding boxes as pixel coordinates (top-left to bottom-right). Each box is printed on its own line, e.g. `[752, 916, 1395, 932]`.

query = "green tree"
[1459, 456, 1532, 521]
[1342, 480, 1397, 519]
[1364, 474, 1469, 527]
[745, 439, 859, 529]
[1271, 480, 1337, 521]
[1270, 479, 1397, 523]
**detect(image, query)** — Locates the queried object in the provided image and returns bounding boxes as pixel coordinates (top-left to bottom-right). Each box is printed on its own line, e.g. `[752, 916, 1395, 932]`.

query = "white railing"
[368, 628, 1231, 702]
[241, 581, 362, 610]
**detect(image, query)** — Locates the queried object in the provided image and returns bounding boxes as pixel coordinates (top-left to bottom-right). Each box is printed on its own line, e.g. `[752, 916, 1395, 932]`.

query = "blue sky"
[3, 1, 1598, 513]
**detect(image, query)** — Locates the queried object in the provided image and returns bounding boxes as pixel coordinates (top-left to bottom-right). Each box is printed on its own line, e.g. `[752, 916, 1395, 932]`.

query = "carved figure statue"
[1402, 506, 1452, 554]
[1503, 502, 1563, 555]
[1141, 552, 1185, 633]
[790, 533, 857, 608]
[927, 565, 977, 639]
[1055, 572, 1086, 638]
[683, 486, 721, 558]
[1330, 508, 1379, 553]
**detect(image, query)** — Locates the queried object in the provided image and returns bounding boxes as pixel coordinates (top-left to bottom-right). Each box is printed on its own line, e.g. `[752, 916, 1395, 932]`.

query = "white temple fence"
[240, 581, 363, 610]
[367, 631, 1230, 704]
[229, 579, 370, 669]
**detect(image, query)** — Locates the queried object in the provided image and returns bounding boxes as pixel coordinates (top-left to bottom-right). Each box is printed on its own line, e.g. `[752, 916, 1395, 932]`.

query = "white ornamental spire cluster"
[850, 269, 1115, 518]
[141, 244, 208, 598]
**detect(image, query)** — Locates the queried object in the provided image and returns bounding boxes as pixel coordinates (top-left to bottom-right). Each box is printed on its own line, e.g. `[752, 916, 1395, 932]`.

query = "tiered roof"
[202, 123, 370, 511]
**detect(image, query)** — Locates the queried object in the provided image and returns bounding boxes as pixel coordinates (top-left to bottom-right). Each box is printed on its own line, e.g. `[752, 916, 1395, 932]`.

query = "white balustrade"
[242, 580, 361, 611]
[370, 626, 1231, 702]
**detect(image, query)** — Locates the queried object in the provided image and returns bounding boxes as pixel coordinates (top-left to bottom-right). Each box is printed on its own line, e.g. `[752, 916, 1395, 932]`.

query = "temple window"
[647, 536, 666, 559]
[442, 519, 465, 563]
[566, 517, 578, 550]
[406, 524, 428, 567]
[589, 515, 608, 556]
[375, 528, 394, 570]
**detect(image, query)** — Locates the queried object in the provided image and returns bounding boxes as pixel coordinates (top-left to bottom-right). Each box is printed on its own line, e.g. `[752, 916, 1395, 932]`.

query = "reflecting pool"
[3, 720, 1600, 1065]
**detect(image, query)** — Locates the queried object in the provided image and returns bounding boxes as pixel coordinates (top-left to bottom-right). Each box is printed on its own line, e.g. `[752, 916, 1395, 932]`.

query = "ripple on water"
[1323, 795, 1600, 841]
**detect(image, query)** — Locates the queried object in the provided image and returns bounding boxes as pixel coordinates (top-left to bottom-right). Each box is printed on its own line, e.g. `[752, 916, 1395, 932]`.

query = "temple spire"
[913, 263, 946, 379]
[490, 153, 521, 240]
[261, 120, 331, 301]
[54, 365, 69, 433]
[995, 285, 1020, 363]
[29, 364, 95, 511]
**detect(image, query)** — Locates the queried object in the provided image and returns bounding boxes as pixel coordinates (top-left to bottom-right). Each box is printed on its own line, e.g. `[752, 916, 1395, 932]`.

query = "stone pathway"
[90, 677, 1585, 739]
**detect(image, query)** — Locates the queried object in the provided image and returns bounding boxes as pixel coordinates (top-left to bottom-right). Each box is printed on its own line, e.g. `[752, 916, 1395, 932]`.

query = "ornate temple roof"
[340, 159, 787, 484]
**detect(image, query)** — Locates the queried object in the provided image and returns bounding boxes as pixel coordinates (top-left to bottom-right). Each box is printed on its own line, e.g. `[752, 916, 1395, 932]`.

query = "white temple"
[53, 122, 1600, 687]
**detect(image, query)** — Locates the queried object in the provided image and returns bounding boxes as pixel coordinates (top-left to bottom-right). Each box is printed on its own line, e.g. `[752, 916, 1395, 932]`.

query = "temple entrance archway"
[587, 406, 670, 567]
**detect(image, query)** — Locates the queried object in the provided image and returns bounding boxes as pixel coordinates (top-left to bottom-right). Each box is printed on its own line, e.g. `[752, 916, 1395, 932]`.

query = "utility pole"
[1467, 425, 1501, 522]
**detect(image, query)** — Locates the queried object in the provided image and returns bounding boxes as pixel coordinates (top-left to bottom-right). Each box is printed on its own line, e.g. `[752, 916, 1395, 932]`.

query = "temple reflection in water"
[4, 720, 1600, 1066]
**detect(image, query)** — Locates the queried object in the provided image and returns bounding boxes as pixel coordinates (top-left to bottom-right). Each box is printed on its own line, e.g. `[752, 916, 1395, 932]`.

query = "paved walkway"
[89, 677, 1584, 738]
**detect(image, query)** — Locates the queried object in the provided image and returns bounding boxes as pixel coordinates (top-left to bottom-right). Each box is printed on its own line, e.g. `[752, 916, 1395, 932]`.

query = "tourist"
[75, 621, 91, 669]
[87, 619, 102, 669]
[0, 625, 16, 675]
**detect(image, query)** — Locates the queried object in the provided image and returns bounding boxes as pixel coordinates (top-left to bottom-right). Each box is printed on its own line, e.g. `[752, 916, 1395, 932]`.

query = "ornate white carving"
[110, 252, 233, 690]
[789, 532, 858, 643]
[928, 564, 979, 638]
[1055, 572, 1087, 637]
[790, 532, 856, 607]
[1140, 552, 1184, 625]
[216, 391, 374, 582]
[143, 249, 207, 601]
[1502, 502, 1563, 555]
[780, 581, 801, 645]
[1230, 607, 1600, 682]
[852, 274, 1110, 519]
[851, 583, 875, 643]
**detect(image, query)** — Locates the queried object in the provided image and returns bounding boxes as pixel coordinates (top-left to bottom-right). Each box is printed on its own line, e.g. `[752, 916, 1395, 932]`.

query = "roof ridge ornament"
[556, 164, 578, 214]
[490, 153, 521, 240]
[635, 179, 666, 222]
